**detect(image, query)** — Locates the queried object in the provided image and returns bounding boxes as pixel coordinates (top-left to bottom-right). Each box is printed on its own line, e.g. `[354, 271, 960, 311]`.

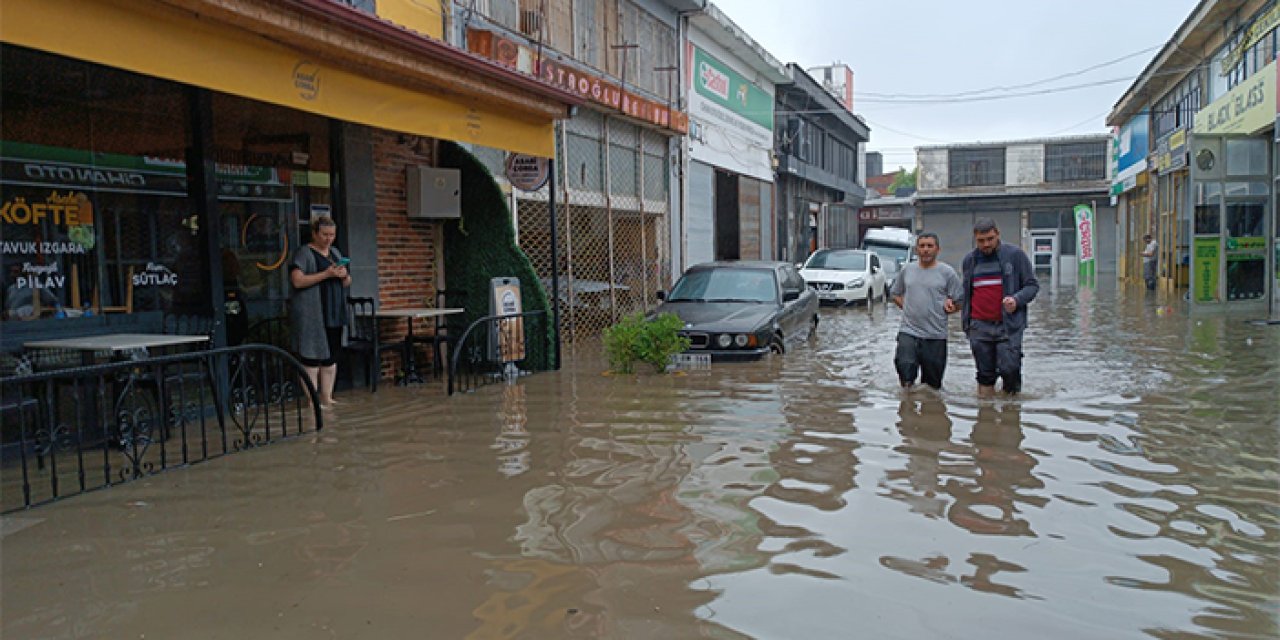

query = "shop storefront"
[684, 40, 783, 268]
[1, 0, 576, 358]
[1189, 59, 1277, 312]
[1111, 115, 1151, 284]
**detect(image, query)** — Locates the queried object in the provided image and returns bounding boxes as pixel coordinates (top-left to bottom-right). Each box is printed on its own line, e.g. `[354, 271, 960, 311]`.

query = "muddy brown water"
[2, 284, 1278, 639]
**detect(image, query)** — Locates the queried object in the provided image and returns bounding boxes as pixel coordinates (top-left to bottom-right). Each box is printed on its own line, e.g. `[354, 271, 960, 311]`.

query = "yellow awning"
[1, 0, 558, 157]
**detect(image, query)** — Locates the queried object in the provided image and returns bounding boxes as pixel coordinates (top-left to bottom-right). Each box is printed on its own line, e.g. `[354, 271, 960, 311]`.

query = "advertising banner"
[1073, 203, 1095, 283]
[686, 42, 775, 182]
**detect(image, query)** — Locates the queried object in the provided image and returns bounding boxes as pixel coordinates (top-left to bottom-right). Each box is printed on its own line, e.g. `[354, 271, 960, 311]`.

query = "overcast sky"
[715, 0, 1199, 174]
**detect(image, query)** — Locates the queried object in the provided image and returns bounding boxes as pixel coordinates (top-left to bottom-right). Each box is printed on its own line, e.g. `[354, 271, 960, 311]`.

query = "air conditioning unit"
[519, 10, 542, 37]
[406, 166, 461, 219]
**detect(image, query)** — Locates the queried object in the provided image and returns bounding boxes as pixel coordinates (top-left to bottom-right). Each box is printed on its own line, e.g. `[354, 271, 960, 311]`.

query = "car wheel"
[866, 288, 874, 310]
[769, 334, 785, 354]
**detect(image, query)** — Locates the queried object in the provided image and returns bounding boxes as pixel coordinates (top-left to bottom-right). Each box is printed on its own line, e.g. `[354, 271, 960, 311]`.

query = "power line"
[856, 76, 1136, 104]
[1045, 109, 1113, 136]
[857, 44, 1161, 99]
[847, 116, 948, 143]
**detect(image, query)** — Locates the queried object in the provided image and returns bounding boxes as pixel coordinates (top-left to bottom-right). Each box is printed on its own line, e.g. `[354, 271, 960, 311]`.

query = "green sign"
[692, 46, 774, 131]
[1194, 237, 1220, 302]
[1225, 236, 1266, 254]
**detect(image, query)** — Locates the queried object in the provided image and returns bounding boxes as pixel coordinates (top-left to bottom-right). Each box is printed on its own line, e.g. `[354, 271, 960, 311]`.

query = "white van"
[861, 228, 916, 266]
[860, 228, 916, 291]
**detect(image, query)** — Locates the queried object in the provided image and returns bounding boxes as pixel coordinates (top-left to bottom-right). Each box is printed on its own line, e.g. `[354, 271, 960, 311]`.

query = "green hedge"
[439, 142, 555, 370]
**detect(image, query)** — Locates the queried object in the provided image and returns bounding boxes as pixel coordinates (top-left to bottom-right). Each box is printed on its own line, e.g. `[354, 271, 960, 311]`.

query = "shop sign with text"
[1194, 237, 1220, 303]
[1195, 61, 1276, 135]
[1155, 128, 1187, 175]
[467, 29, 688, 134]
[685, 41, 776, 182]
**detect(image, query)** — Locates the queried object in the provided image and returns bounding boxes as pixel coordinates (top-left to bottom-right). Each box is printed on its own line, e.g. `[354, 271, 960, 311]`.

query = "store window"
[211, 94, 333, 342]
[2, 46, 195, 325]
[949, 148, 1005, 187]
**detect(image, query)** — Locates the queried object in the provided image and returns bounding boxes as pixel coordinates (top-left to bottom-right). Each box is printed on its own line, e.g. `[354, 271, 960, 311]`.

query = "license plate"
[819, 292, 837, 300]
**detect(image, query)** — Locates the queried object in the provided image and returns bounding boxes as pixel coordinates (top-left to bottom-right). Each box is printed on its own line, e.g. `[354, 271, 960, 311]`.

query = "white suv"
[800, 249, 888, 306]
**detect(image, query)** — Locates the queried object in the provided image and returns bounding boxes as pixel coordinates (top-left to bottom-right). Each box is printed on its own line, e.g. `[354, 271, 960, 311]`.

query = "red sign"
[469, 29, 688, 134]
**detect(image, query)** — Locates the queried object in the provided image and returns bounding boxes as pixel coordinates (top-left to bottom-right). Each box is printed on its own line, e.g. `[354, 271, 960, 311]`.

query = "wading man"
[960, 218, 1039, 396]
[890, 232, 963, 390]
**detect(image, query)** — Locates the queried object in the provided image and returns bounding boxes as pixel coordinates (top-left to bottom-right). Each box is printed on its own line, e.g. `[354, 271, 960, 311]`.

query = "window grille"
[948, 148, 1005, 187]
[1045, 142, 1107, 182]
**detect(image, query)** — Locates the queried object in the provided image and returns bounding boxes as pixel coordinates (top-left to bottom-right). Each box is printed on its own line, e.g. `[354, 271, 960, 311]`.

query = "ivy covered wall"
[439, 141, 555, 371]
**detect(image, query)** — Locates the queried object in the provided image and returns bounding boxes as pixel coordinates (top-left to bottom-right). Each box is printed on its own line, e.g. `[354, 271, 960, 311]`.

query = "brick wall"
[371, 129, 442, 378]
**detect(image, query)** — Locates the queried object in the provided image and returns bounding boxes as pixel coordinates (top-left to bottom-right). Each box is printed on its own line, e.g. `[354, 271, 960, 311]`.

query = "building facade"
[1109, 0, 1279, 317]
[459, 0, 693, 343]
[916, 135, 1114, 287]
[0, 0, 577, 379]
[773, 65, 870, 262]
[680, 4, 790, 270]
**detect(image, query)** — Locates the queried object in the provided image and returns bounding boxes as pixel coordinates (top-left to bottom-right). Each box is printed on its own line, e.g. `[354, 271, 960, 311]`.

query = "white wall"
[917, 148, 948, 193]
[1006, 144, 1044, 186]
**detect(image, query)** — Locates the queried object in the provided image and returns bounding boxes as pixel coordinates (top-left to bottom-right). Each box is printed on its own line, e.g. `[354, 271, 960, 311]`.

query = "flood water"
[2, 283, 1278, 639]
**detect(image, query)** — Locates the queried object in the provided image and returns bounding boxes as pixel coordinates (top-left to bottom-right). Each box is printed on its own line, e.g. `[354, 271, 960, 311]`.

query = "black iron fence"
[448, 311, 550, 395]
[0, 345, 322, 513]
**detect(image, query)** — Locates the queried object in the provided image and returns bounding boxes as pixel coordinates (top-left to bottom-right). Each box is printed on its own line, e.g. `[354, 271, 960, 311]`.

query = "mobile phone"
[337, 257, 351, 267]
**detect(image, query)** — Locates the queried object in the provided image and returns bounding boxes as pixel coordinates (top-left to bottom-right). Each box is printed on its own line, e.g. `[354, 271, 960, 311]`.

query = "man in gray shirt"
[889, 232, 963, 389]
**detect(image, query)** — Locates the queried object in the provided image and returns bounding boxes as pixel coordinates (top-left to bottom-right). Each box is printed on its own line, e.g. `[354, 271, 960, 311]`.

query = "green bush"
[603, 312, 691, 374]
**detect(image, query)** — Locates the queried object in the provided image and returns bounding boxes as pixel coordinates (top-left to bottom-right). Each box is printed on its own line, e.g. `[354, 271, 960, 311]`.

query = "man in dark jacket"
[957, 217, 1039, 396]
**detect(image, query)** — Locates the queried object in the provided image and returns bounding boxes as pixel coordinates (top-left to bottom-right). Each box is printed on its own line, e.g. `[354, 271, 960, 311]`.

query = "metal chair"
[345, 297, 400, 392]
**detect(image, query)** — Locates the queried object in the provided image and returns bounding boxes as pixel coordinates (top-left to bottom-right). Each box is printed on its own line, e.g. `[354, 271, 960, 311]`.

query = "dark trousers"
[895, 332, 948, 389]
[1143, 260, 1157, 289]
[967, 319, 1024, 393]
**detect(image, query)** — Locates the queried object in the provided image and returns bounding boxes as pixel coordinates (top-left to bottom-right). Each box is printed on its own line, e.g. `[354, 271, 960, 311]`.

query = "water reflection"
[948, 401, 1044, 538]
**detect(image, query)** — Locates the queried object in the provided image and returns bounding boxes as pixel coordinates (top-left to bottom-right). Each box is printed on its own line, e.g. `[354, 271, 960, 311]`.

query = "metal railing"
[447, 310, 549, 395]
[0, 345, 322, 513]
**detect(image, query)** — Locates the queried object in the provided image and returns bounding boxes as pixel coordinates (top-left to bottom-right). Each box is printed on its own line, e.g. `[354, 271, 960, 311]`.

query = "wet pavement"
[2, 282, 1278, 639]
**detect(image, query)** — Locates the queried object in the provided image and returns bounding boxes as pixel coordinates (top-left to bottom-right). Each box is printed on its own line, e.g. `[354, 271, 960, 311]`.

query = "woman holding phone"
[289, 215, 351, 408]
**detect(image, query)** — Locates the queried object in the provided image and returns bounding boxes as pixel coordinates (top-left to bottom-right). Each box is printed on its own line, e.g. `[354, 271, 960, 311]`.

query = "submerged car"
[799, 248, 888, 306]
[654, 261, 819, 360]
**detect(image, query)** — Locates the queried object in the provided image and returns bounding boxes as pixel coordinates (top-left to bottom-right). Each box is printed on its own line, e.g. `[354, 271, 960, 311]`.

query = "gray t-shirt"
[890, 261, 963, 339]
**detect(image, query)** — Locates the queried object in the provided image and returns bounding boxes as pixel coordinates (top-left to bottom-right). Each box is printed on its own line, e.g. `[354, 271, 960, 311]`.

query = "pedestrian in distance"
[890, 232, 963, 390]
[959, 217, 1039, 397]
[289, 216, 352, 409]
[1142, 233, 1158, 290]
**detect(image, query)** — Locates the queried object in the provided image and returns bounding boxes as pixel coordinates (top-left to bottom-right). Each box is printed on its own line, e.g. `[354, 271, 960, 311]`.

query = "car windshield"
[863, 241, 910, 265]
[805, 250, 867, 271]
[668, 268, 778, 303]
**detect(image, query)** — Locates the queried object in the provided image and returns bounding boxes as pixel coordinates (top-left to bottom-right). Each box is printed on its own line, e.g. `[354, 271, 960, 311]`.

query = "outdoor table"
[25, 333, 211, 365]
[359, 308, 464, 384]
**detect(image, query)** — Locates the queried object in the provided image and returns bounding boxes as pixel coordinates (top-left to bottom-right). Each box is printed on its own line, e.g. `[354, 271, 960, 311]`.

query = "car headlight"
[717, 334, 733, 348]
[734, 334, 749, 347]
[847, 278, 864, 287]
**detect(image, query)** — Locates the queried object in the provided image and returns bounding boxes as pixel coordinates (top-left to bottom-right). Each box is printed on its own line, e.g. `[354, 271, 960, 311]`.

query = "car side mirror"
[872, 266, 880, 274]
[783, 290, 801, 302]
[656, 290, 666, 301]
